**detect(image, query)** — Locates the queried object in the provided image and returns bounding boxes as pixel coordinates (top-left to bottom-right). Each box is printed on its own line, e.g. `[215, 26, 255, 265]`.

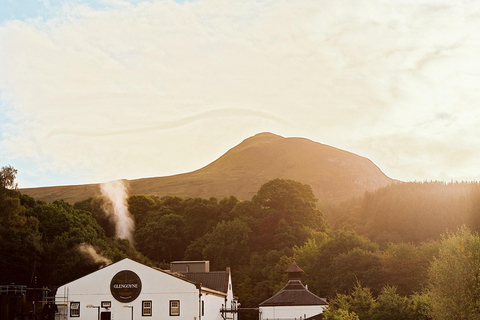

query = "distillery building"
[54, 259, 236, 320]
[259, 260, 327, 320]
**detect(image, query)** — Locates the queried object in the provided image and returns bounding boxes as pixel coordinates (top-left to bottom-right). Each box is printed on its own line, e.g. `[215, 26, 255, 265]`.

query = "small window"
[70, 302, 80, 317]
[169, 300, 180, 316]
[142, 301, 152, 316]
[201, 301, 204, 316]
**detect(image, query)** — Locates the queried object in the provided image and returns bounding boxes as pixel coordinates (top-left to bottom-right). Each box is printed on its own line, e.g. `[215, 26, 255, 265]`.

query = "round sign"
[110, 270, 142, 303]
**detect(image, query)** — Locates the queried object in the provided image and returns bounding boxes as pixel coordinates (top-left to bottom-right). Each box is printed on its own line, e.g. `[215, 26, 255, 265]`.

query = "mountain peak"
[21, 133, 393, 203]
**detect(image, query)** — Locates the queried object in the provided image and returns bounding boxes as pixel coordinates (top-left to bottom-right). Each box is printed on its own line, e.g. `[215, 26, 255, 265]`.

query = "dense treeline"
[323, 227, 480, 319]
[324, 181, 480, 245]
[0, 166, 151, 287]
[3, 165, 480, 319]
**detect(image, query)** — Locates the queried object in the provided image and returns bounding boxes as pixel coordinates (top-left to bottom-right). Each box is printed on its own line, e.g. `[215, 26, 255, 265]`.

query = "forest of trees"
[2, 165, 480, 319]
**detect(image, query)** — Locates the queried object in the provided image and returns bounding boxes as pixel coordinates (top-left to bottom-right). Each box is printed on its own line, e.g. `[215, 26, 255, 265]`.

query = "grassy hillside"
[21, 132, 393, 203]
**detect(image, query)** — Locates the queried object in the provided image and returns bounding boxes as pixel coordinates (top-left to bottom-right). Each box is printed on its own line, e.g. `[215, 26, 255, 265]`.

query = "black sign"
[110, 270, 142, 303]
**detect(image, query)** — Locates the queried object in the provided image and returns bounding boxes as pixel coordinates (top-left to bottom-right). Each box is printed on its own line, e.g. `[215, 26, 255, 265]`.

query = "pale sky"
[1, 0, 480, 188]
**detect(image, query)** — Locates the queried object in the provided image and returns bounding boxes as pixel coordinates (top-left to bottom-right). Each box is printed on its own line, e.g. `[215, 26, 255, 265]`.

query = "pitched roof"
[259, 280, 328, 306]
[181, 271, 229, 294]
[259, 260, 327, 307]
[285, 260, 304, 274]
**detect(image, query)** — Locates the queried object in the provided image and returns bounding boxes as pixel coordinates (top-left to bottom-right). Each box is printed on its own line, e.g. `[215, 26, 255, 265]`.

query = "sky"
[1, 0, 480, 188]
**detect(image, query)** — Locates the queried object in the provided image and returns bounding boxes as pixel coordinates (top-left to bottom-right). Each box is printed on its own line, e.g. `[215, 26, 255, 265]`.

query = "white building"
[259, 260, 327, 320]
[54, 259, 236, 320]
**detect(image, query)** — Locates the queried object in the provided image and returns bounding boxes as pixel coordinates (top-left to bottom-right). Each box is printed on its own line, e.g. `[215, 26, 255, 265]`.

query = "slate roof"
[259, 280, 328, 306]
[181, 271, 229, 294]
[259, 260, 327, 307]
[285, 260, 304, 274]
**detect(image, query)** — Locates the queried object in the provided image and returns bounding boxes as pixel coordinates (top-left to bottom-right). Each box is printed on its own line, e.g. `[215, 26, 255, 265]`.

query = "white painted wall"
[259, 305, 326, 320]
[55, 259, 227, 320]
[202, 293, 224, 320]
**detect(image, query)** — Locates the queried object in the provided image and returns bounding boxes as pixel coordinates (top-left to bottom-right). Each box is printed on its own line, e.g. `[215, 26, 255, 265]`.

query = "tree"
[250, 179, 327, 252]
[371, 286, 411, 320]
[202, 219, 252, 269]
[427, 226, 480, 320]
[252, 178, 325, 228]
[325, 284, 430, 320]
[74, 197, 117, 237]
[381, 242, 438, 295]
[323, 309, 360, 320]
[330, 248, 383, 294]
[328, 283, 376, 320]
[183, 197, 222, 242]
[295, 229, 380, 297]
[0, 165, 18, 191]
[0, 166, 42, 284]
[135, 213, 186, 262]
[127, 194, 156, 226]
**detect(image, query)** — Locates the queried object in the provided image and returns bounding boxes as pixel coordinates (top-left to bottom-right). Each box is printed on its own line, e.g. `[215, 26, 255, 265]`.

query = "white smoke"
[78, 243, 112, 267]
[100, 179, 135, 244]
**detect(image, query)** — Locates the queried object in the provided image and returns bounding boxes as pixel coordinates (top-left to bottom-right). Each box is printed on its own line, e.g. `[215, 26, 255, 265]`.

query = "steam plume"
[100, 179, 135, 243]
[78, 243, 112, 267]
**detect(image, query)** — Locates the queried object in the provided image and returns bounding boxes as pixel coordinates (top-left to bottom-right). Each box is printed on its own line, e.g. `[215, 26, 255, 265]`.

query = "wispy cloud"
[1, 0, 480, 186]
[45, 108, 290, 138]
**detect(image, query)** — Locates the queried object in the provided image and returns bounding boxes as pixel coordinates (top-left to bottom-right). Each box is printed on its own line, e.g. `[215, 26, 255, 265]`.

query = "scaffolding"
[50, 287, 68, 320]
[0, 285, 27, 295]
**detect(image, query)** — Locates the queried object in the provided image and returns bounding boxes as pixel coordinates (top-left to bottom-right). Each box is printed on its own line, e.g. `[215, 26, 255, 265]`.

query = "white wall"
[259, 305, 326, 320]
[202, 293, 224, 320]
[55, 259, 226, 320]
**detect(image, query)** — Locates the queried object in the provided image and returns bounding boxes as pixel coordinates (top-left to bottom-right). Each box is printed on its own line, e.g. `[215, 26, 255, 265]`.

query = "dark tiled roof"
[259, 280, 328, 307]
[181, 271, 229, 293]
[285, 260, 304, 274]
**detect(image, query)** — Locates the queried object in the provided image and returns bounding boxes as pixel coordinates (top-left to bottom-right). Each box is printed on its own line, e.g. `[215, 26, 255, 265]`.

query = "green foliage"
[372, 286, 412, 320]
[183, 197, 223, 241]
[295, 230, 381, 297]
[0, 166, 155, 287]
[328, 181, 480, 244]
[202, 219, 251, 269]
[322, 309, 359, 320]
[235, 250, 288, 306]
[0, 166, 42, 284]
[326, 284, 432, 320]
[74, 197, 117, 237]
[252, 178, 326, 229]
[381, 242, 438, 295]
[7, 170, 480, 320]
[0, 165, 18, 191]
[135, 213, 186, 262]
[249, 179, 327, 252]
[330, 248, 383, 294]
[409, 293, 432, 320]
[427, 226, 480, 320]
[329, 284, 376, 320]
[127, 194, 157, 225]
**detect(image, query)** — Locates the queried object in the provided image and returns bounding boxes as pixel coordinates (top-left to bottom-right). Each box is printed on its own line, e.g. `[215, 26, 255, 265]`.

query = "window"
[201, 301, 204, 317]
[142, 301, 152, 316]
[70, 302, 80, 317]
[169, 300, 180, 316]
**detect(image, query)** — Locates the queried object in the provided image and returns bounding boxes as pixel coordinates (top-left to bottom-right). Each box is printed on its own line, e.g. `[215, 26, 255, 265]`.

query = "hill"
[21, 132, 394, 203]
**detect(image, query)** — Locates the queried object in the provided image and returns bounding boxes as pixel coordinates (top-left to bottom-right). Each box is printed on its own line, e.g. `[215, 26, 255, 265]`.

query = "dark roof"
[181, 271, 229, 293]
[285, 260, 304, 274]
[259, 280, 328, 307]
